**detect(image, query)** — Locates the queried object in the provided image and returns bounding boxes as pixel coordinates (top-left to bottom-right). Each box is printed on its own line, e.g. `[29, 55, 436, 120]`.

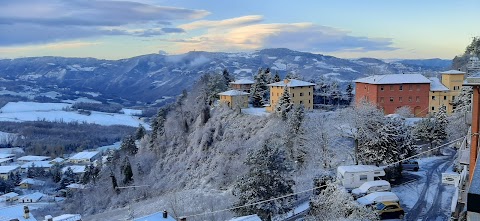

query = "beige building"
[218, 90, 249, 108]
[230, 79, 254, 93]
[266, 79, 315, 112]
[428, 70, 465, 115]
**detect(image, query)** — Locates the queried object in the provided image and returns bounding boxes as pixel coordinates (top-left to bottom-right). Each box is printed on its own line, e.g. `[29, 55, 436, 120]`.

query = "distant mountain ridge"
[0, 48, 452, 105]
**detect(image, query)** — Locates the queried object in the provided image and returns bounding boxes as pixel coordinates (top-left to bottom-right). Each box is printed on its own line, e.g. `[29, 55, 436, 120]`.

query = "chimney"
[163, 210, 167, 219]
[23, 206, 30, 219]
[45, 215, 53, 221]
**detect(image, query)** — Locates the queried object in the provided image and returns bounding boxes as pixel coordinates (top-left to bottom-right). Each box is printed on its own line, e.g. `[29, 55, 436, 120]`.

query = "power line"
[178, 136, 465, 220]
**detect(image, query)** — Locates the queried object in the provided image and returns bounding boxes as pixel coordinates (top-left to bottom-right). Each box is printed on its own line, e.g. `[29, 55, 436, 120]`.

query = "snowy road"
[399, 155, 455, 221]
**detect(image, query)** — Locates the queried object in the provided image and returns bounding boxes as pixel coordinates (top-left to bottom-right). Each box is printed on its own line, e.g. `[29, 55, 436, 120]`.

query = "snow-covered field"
[242, 107, 270, 116]
[0, 102, 149, 129]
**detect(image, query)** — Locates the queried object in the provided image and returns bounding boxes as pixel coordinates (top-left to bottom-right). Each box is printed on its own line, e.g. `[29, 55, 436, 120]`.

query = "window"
[432, 106, 435, 111]
[444, 96, 447, 100]
[399, 85, 403, 91]
[292, 93, 295, 97]
[399, 97, 403, 102]
[454, 86, 460, 90]
[432, 96, 436, 100]
[380, 86, 384, 91]
[300, 92, 304, 96]
[380, 97, 384, 103]
[390, 85, 394, 91]
[360, 175, 368, 181]
[452, 96, 456, 100]
[409, 96, 412, 102]
[309, 100, 311, 103]
[417, 85, 420, 91]
[300, 101, 303, 104]
[364, 85, 367, 89]
[409, 85, 413, 91]
[416, 96, 420, 102]
[390, 97, 394, 102]
[309, 92, 311, 96]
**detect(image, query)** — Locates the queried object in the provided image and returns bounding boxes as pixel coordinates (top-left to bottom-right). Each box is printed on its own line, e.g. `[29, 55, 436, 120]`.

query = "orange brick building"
[355, 74, 431, 117]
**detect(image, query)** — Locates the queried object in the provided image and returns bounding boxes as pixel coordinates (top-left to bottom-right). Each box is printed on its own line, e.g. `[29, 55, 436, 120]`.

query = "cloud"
[0, 0, 208, 46]
[172, 21, 397, 53]
[179, 15, 263, 30]
[0, 41, 101, 54]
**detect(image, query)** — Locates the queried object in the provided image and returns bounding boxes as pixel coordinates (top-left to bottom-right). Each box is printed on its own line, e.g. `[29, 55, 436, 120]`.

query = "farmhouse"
[0, 165, 20, 179]
[68, 151, 100, 164]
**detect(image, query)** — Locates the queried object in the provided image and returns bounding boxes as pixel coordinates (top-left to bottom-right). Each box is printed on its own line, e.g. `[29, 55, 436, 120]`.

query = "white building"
[68, 151, 100, 164]
[19, 192, 44, 203]
[0, 157, 14, 165]
[44, 214, 81, 221]
[0, 165, 20, 179]
[21, 161, 54, 172]
[0, 205, 37, 221]
[1, 192, 19, 202]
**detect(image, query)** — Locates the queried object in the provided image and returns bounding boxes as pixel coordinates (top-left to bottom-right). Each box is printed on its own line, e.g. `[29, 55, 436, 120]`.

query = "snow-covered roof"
[355, 180, 390, 193]
[218, 90, 250, 96]
[231, 79, 254, 85]
[0, 147, 24, 154]
[17, 155, 50, 162]
[267, 79, 315, 87]
[0, 165, 19, 174]
[0, 158, 13, 164]
[356, 191, 399, 205]
[429, 77, 449, 92]
[133, 211, 176, 221]
[337, 165, 384, 175]
[464, 72, 480, 86]
[51, 214, 82, 221]
[441, 70, 465, 75]
[1, 192, 19, 198]
[66, 183, 86, 189]
[229, 215, 262, 221]
[69, 151, 100, 161]
[0, 153, 14, 159]
[20, 178, 45, 186]
[0, 205, 37, 221]
[62, 165, 86, 174]
[51, 157, 65, 163]
[21, 161, 53, 169]
[355, 74, 431, 84]
[19, 192, 44, 201]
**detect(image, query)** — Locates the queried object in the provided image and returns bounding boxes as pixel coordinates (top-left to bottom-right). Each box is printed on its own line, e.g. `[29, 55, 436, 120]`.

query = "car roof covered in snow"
[337, 165, 384, 175]
[356, 191, 399, 205]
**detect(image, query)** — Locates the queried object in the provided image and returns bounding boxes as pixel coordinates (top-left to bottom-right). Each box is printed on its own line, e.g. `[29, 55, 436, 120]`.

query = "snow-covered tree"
[120, 135, 138, 155]
[276, 86, 293, 120]
[135, 124, 146, 140]
[273, 71, 281, 82]
[250, 69, 270, 107]
[150, 107, 167, 148]
[394, 106, 414, 118]
[306, 182, 378, 221]
[222, 68, 235, 85]
[233, 140, 295, 221]
[284, 105, 307, 166]
[122, 157, 134, 185]
[345, 83, 354, 104]
[60, 167, 76, 189]
[453, 86, 472, 113]
[413, 116, 445, 153]
[110, 171, 120, 194]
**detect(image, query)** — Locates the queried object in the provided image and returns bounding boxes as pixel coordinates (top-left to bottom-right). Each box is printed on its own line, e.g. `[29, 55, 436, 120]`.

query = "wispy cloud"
[172, 19, 397, 53]
[179, 15, 263, 30]
[0, 0, 208, 46]
[0, 41, 101, 54]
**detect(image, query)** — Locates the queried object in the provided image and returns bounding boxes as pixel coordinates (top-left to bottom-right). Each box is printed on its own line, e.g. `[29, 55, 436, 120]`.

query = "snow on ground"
[392, 181, 425, 209]
[294, 56, 301, 61]
[242, 107, 270, 116]
[233, 69, 253, 74]
[96, 141, 121, 152]
[272, 201, 309, 221]
[0, 102, 70, 113]
[324, 72, 340, 78]
[0, 102, 150, 129]
[122, 108, 142, 116]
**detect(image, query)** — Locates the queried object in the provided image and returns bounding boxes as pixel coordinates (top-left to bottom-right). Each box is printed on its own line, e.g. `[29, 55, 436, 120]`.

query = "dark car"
[376, 201, 405, 220]
[402, 160, 419, 171]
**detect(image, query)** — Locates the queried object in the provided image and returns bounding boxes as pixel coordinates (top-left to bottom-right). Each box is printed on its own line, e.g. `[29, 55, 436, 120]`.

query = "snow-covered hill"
[0, 49, 451, 106]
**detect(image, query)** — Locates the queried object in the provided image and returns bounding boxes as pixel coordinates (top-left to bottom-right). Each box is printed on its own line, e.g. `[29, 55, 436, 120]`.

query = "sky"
[0, 0, 479, 60]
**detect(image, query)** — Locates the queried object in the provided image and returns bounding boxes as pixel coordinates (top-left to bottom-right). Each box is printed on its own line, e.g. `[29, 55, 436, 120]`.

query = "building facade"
[230, 79, 255, 93]
[355, 74, 431, 117]
[218, 90, 249, 108]
[266, 79, 315, 112]
[428, 70, 465, 115]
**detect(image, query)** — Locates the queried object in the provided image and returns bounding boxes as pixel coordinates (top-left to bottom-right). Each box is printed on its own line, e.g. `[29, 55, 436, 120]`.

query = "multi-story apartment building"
[429, 70, 465, 115]
[266, 79, 315, 112]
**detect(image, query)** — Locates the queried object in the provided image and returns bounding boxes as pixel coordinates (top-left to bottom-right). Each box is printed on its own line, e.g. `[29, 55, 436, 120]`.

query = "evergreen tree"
[465, 36, 480, 56]
[121, 135, 138, 155]
[233, 141, 295, 221]
[284, 105, 307, 165]
[345, 83, 354, 104]
[273, 71, 281, 82]
[122, 157, 134, 185]
[135, 124, 146, 140]
[222, 68, 235, 85]
[413, 117, 444, 154]
[150, 108, 167, 148]
[110, 171, 120, 194]
[453, 86, 472, 113]
[434, 105, 448, 153]
[276, 86, 293, 120]
[51, 165, 62, 183]
[250, 68, 270, 107]
[60, 168, 76, 189]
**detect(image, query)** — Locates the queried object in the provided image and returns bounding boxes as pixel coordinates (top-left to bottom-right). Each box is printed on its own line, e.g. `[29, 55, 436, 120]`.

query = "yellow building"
[266, 79, 315, 112]
[428, 70, 465, 115]
[218, 90, 249, 108]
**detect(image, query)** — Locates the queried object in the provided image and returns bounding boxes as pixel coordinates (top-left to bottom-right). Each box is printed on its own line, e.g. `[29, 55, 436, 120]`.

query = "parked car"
[402, 160, 419, 171]
[351, 180, 391, 198]
[356, 192, 399, 206]
[375, 201, 405, 220]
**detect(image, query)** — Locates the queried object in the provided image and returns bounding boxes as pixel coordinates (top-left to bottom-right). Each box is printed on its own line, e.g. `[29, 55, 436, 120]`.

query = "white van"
[337, 165, 386, 189]
[356, 192, 399, 206]
[351, 180, 391, 197]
